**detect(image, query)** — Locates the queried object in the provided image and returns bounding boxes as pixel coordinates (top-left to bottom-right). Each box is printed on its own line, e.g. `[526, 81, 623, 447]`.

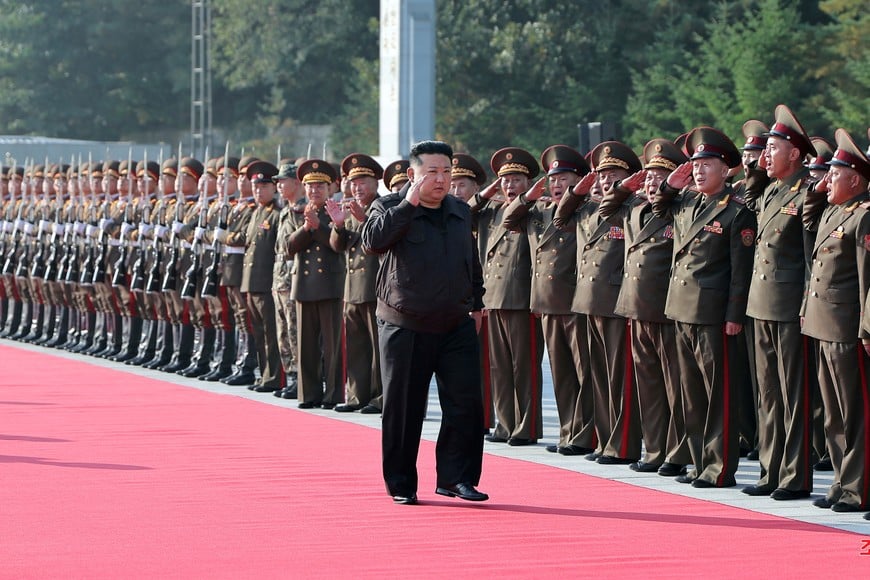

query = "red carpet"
[1, 343, 867, 578]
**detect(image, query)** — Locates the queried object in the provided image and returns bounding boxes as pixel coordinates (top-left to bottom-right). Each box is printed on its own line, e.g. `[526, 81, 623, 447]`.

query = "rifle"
[2, 159, 23, 275]
[41, 192, 63, 283]
[161, 142, 184, 292]
[145, 149, 166, 294]
[202, 142, 230, 299]
[111, 149, 135, 289]
[14, 159, 34, 278]
[130, 150, 155, 292]
[180, 146, 209, 300]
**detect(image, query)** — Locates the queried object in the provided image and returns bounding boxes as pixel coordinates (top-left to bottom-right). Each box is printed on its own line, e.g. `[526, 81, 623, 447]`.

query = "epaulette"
[730, 194, 746, 206]
[859, 200, 870, 210]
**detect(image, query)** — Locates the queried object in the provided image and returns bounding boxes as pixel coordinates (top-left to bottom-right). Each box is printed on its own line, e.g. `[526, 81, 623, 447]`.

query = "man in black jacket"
[361, 140, 488, 506]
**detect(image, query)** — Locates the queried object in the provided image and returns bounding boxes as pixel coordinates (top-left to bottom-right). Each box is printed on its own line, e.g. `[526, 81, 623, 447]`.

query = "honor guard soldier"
[653, 126, 756, 488]
[272, 159, 304, 398]
[741, 105, 816, 500]
[599, 138, 692, 476]
[239, 160, 283, 392]
[505, 145, 596, 456]
[472, 147, 543, 446]
[802, 128, 870, 515]
[288, 159, 345, 408]
[383, 160, 410, 193]
[326, 153, 385, 414]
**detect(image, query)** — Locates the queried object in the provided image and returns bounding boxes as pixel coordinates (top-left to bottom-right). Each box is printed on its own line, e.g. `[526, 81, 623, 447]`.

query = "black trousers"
[379, 317, 484, 497]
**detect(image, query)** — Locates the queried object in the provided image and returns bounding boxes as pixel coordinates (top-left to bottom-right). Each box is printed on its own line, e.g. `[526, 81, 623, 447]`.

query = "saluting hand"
[479, 180, 500, 200]
[522, 177, 548, 202]
[666, 162, 693, 190]
[571, 171, 597, 197]
[405, 173, 430, 207]
[620, 170, 647, 193]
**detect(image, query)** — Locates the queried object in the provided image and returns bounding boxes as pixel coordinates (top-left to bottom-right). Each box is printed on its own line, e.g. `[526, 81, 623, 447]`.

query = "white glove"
[85, 224, 98, 237]
[15, 218, 25, 230]
[1, 220, 9, 233]
[74, 221, 86, 235]
[171, 221, 185, 235]
[99, 217, 114, 231]
[194, 226, 206, 241]
[155, 224, 169, 240]
[139, 223, 153, 237]
[23, 222, 34, 235]
[53, 223, 66, 235]
[120, 222, 134, 238]
[38, 219, 51, 235]
[214, 227, 228, 243]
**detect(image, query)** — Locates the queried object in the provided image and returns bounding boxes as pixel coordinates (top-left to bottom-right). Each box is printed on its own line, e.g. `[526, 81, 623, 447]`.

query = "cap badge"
[697, 144, 706, 152]
[603, 146, 611, 155]
[505, 153, 513, 160]
[452, 158, 459, 165]
[256, 173, 264, 180]
[655, 144, 663, 152]
[352, 158, 358, 165]
[552, 160, 560, 168]
[312, 162, 319, 169]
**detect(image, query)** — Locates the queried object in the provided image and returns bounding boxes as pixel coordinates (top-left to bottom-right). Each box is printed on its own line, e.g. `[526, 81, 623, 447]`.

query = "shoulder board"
[729, 194, 746, 206]
[791, 178, 803, 192]
[859, 200, 870, 210]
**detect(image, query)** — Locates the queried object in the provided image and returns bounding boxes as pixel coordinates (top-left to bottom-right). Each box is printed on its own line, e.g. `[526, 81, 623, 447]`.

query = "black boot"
[61, 309, 80, 350]
[82, 312, 105, 354]
[127, 320, 158, 365]
[34, 305, 56, 345]
[112, 316, 142, 363]
[0, 299, 22, 337]
[10, 301, 32, 340]
[46, 306, 69, 347]
[221, 330, 257, 386]
[162, 324, 194, 373]
[144, 321, 174, 369]
[99, 314, 124, 358]
[200, 328, 236, 381]
[22, 302, 45, 342]
[179, 326, 216, 377]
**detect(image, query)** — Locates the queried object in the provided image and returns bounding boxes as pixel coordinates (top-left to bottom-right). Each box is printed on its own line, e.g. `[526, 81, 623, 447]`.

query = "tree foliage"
[0, 0, 865, 161]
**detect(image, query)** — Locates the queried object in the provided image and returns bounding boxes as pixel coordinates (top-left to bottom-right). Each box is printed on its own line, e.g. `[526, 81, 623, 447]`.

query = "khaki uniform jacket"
[221, 198, 257, 287]
[554, 193, 624, 318]
[477, 202, 532, 311]
[240, 200, 280, 294]
[272, 198, 306, 292]
[600, 189, 674, 324]
[801, 194, 870, 343]
[287, 206, 345, 302]
[329, 202, 379, 304]
[503, 196, 577, 315]
[653, 185, 756, 325]
[745, 168, 811, 322]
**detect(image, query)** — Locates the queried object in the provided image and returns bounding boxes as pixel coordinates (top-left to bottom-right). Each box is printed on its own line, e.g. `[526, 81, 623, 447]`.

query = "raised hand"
[572, 171, 597, 197]
[620, 170, 647, 193]
[523, 177, 548, 202]
[479, 180, 500, 200]
[405, 173, 430, 207]
[346, 199, 366, 222]
[666, 162, 693, 190]
[324, 198, 346, 225]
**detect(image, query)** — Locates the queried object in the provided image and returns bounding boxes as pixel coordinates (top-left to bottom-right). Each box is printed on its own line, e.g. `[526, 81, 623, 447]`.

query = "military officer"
[383, 160, 410, 193]
[326, 153, 384, 414]
[600, 138, 692, 476]
[741, 105, 816, 500]
[239, 160, 283, 392]
[288, 159, 345, 409]
[802, 128, 870, 515]
[653, 126, 756, 488]
[473, 147, 543, 446]
[271, 159, 304, 398]
[506, 145, 596, 456]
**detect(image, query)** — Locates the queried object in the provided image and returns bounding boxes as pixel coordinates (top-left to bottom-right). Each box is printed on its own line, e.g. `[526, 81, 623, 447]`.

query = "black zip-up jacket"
[361, 186, 484, 334]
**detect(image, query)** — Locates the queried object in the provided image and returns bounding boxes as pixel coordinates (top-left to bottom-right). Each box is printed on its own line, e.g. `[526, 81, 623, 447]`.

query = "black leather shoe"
[831, 501, 863, 513]
[359, 404, 380, 414]
[813, 457, 833, 471]
[221, 372, 256, 386]
[392, 494, 418, 505]
[252, 384, 279, 393]
[179, 364, 211, 378]
[771, 488, 810, 501]
[298, 401, 319, 409]
[546, 444, 559, 453]
[585, 452, 601, 461]
[334, 403, 361, 413]
[675, 474, 695, 484]
[863, 512, 870, 521]
[559, 445, 593, 456]
[597, 455, 634, 465]
[629, 461, 661, 473]
[484, 434, 508, 443]
[657, 463, 686, 477]
[435, 483, 489, 502]
[507, 438, 537, 447]
[813, 497, 835, 509]
[280, 386, 298, 400]
[746, 449, 759, 460]
[321, 402, 336, 410]
[741, 484, 774, 496]
[691, 478, 716, 488]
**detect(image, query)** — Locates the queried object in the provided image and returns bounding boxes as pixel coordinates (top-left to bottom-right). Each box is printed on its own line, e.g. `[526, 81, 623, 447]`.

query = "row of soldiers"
[0, 152, 411, 415]
[2, 107, 869, 518]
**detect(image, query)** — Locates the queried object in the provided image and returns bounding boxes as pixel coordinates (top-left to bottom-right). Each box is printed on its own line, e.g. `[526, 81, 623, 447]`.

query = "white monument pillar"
[379, 0, 436, 160]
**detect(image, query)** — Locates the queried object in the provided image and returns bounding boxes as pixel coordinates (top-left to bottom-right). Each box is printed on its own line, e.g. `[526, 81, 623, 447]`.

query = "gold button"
[681, 280, 686, 286]
[318, 268, 323, 273]
[304, 270, 309, 275]
[547, 275, 553, 280]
